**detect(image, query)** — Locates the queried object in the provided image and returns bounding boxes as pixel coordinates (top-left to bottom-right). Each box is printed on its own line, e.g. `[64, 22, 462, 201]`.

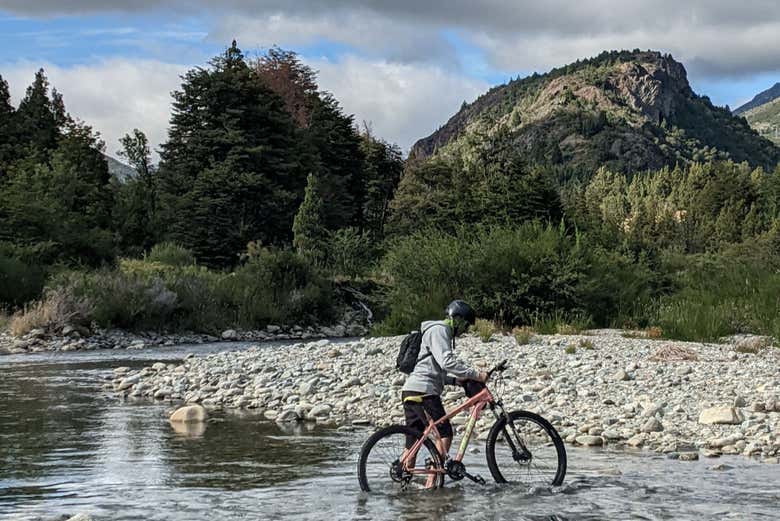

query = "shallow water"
[1, 344, 779, 520]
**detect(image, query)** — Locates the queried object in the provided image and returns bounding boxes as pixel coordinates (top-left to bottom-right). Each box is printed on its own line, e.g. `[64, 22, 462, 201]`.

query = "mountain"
[733, 82, 780, 115]
[739, 97, 780, 145]
[104, 154, 136, 181]
[410, 50, 780, 175]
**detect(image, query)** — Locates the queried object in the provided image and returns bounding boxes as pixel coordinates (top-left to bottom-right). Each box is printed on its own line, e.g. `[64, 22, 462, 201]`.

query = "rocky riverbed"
[105, 330, 780, 463]
[0, 320, 367, 355]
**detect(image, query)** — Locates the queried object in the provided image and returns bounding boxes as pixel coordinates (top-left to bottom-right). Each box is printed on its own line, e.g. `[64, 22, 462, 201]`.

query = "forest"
[2, 42, 780, 342]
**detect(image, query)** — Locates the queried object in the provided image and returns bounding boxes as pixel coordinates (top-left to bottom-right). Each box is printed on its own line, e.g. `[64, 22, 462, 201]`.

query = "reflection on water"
[1, 346, 779, 520]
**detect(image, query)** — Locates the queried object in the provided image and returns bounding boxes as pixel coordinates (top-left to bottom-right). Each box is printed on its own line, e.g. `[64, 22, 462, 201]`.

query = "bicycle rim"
[358, 425, 444, 493]
[487, 411, 566, 486]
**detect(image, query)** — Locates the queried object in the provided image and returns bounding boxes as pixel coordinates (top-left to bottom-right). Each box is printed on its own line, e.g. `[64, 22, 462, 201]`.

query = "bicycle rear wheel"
[486, 410, 566, 486]
[357, 424, 444, 492]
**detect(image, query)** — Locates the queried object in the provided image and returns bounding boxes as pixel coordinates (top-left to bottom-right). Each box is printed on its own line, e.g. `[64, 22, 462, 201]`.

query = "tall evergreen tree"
[156, 41, 303, 266]
[0, 74, 16, 172]
[359, 129, 403, 238]
[114, 129, 157, 254]
[292, 173, 327, 260]
[16, 69, 59, 153]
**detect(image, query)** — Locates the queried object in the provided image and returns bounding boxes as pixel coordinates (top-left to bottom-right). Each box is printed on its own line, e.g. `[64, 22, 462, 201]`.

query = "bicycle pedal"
[464, 472, 486, 485]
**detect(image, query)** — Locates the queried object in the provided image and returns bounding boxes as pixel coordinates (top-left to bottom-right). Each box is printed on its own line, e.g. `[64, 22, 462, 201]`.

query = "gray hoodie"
[401, 320, 480, 396]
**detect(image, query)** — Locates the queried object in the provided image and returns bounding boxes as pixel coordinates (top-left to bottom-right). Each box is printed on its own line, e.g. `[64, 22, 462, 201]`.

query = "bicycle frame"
[401, 386, 496, 475]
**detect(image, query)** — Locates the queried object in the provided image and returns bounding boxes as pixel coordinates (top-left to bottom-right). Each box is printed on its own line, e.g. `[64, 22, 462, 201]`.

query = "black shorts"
[401, 391, 453, 448]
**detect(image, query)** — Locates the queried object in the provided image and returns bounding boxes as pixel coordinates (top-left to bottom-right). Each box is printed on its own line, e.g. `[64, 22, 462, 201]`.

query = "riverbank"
[104, 330, 780, 463]
[0, 322, 368, 355]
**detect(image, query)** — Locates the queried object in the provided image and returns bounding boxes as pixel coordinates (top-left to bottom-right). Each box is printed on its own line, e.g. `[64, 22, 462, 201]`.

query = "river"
[1, 343, 778, 520]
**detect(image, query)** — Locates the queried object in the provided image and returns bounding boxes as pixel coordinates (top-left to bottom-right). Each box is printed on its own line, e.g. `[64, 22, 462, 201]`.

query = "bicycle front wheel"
[486, 410, 566, 486]
[357, 424, 444, 492]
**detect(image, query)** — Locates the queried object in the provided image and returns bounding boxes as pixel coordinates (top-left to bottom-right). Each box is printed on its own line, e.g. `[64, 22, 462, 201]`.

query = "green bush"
[0, 254, 46, 308]
[145, 242, 196, 267]
[377, 223, 657, 335]
[653, 251, 780, 341]
[325, 227, 376, 278]
[41, 248, 337, 333]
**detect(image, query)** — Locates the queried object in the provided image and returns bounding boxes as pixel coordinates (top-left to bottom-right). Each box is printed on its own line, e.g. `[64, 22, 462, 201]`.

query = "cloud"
[312, 55, 488, 150]
[3, 1, 780, 78]
[2, 58, 187, 160]
[0, 54, 485, 159]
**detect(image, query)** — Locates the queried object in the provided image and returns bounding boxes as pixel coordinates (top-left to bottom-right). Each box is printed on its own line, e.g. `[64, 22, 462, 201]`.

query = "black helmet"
[445, 299, 476, 325]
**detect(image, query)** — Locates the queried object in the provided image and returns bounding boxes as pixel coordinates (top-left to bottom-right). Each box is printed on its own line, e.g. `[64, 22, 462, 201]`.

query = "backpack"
[395, 324, 441, 374]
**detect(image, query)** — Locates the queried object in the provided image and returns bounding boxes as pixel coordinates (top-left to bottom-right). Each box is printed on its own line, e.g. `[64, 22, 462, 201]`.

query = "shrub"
[531, 310, 592, 335]
[513, 326, 534, 345]
[474, 319, 496, 342]
[377, 223, 640, 334]
[10, 287, 93, 336]
[564, 344, 577, 354]
[145, 242, 196, 267]
[27, 247, 338, 334]
[325, 227, 377, 279]
[0, 254, 46, 308]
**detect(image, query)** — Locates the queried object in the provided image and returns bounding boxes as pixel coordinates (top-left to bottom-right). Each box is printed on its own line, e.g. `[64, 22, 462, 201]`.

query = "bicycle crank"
[445, 459, 486, 485]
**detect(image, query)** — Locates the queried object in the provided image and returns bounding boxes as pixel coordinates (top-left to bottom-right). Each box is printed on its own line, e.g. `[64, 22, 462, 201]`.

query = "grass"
[564, 344, 577, 355]
[622, 326, 664, 339]
[578, 338, 595, 350]
[531, 310, 592, 335]
[8, 246, 339, 336]
[474, 319, 497, 342]
[9, 288, 93, 337]
[513, 326, 534, 345]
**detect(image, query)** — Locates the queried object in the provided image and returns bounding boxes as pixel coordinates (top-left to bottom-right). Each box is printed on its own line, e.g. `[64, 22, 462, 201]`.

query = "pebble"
[98, 330, 780, 464]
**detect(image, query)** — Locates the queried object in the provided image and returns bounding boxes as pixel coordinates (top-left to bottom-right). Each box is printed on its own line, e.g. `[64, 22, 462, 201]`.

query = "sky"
[0, 1, 779, 160]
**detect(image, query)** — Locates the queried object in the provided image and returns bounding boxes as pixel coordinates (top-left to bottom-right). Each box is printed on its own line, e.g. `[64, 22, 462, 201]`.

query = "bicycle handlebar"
[487, 359, 508, 379]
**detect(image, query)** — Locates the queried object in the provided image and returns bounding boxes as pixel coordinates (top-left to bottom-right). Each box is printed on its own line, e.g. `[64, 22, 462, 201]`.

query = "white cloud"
[1, 54, 485, 159]
[311, 55, 488, 151]
[3, 58, 187, 160]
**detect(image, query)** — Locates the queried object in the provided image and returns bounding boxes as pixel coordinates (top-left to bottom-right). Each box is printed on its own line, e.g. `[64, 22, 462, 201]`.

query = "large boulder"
[169, 404, 208, 423]
[221, 329, 239, 341]
[699, 406, 743, 425]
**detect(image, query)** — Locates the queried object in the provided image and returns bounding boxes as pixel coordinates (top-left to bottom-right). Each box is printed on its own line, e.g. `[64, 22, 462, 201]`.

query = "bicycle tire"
[357, 424, 445, 492]
[486, 410, 567, 486]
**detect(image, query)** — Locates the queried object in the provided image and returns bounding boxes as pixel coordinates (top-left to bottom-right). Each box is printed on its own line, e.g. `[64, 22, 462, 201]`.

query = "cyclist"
[401, 299, 488, 461]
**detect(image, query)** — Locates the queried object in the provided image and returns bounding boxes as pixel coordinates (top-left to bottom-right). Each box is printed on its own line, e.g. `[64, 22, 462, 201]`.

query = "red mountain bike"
[357, 360, 566, 491]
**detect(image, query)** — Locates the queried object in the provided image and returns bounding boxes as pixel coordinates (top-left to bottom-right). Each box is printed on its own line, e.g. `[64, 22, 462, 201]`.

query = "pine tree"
[114, 129, 157, 253]
[359, 129, 403, 238]
[0, 74, 16, 171]
[16, 69, 59, 152]
[156, 41, 304, 267]
[292, 173, 327, 260]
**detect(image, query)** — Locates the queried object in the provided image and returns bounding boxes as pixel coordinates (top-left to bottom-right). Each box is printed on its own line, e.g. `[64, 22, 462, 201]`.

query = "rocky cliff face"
[410, 50, 779, 174]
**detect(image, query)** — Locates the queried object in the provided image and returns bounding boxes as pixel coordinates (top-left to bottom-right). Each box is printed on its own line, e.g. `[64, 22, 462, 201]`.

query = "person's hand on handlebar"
[477, 371, 489, 383]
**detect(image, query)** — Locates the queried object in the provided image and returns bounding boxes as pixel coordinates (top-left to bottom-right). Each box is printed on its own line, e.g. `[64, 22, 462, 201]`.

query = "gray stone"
[699, 406, 743, 425]
[641, 418, 664, 433]
[575, 435, 604, 446]
[275, 409, 300, 423]
[169, 405, 208, 423]
[221, 329, 239, 341]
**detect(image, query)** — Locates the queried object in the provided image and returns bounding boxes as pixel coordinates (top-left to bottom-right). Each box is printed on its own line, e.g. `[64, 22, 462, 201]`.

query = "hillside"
[733, 82, 780, 115]
[739, 96, 780, 146]
[410, 50, 780, 175]
[105, 154, 136, 180]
